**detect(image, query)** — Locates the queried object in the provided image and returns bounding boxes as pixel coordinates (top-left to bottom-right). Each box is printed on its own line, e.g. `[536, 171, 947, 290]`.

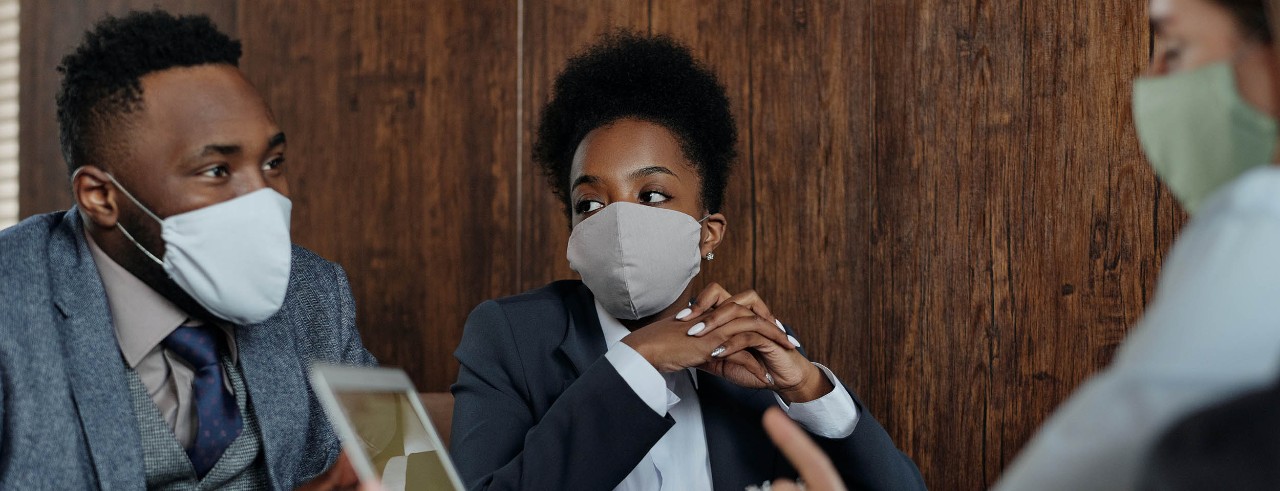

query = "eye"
[200, 165, 230, 178]
[262, 157, 285, 172]
[639, 191, 670, 204]
[575, 200, 604, 215]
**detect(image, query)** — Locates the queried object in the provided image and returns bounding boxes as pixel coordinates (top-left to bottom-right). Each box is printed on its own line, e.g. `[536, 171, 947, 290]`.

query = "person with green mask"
[994, 0, 1280, 489]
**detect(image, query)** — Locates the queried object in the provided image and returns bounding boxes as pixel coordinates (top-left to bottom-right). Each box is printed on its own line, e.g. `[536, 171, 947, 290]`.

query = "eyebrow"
[572, 165, 679, 189]
[268, 132, 287, 148]
[570, 173, 598, 190]
[195, 131, 287, 158]
[629, 166, 678, 180]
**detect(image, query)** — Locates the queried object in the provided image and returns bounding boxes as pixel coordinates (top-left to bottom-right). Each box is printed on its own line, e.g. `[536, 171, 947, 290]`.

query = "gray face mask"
[567, 202, 708, 320]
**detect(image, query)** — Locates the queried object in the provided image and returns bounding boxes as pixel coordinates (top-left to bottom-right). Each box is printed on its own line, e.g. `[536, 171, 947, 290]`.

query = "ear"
[699, 212, 727, 258]
[72, 166, 121, 229]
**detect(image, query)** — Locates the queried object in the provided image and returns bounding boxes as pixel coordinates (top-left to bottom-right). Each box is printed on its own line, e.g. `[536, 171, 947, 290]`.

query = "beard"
[113, 203, 210, 320]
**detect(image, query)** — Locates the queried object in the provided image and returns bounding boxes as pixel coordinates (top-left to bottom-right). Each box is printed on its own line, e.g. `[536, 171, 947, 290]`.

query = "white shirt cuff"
[773, 363, 860, 438]
[605, 342, 670, 416]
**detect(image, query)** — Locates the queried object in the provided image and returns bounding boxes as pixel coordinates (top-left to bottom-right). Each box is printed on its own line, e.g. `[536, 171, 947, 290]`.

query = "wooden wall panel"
[517, 0, 649, 291]
[19, 1, 1171, 489]
[650, 2, 755, 302]
[865, 0, 1028, 485]
[236, 0, 518, 391]
[747, 0, 878, 435]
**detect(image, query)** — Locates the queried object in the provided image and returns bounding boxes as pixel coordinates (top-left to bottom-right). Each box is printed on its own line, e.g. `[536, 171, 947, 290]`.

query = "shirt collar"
[594, 300, 699, 388]
[85, 231, 235, 367]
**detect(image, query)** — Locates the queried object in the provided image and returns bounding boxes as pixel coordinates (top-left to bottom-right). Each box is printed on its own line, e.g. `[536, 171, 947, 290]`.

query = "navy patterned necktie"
[162, 323, 243, 478]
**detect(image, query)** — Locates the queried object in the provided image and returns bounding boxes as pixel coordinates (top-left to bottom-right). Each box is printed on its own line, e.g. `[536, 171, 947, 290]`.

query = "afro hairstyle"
[56, 10, 242, 173]
[532, 30, 738, 219]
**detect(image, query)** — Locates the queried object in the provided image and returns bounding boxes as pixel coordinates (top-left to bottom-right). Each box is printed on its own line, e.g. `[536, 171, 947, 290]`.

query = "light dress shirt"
[86, 232, 238, 448]
[993, 166, 1280, 491]
[598, 301, 859, 491]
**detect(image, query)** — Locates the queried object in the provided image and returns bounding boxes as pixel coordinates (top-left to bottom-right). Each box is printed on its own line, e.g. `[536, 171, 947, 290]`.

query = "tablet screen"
[333, 390, 460, 491]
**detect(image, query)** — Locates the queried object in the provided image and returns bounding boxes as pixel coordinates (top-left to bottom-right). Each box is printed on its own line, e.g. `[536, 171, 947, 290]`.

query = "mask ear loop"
[77, 167, 167, 267]
[101, 172, 164, 224]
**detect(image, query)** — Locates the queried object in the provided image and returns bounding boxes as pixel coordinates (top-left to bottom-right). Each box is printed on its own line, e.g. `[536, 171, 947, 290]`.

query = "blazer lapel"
[699, 376, 780, 491]
[48, 211, 146, 488]
[554, 282, 608, 377]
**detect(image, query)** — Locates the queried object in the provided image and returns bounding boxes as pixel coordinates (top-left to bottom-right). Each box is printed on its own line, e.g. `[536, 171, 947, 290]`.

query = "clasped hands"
[622, 283, 834, 404]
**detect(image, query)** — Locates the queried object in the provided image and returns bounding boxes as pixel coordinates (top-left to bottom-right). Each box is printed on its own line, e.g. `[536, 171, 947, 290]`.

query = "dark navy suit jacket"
[0, 210, 377, 489]
[451, 280, 925, 491]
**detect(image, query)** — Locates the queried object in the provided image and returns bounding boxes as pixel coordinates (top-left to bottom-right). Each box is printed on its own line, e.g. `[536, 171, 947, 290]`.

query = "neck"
[86, 221, 219, 323]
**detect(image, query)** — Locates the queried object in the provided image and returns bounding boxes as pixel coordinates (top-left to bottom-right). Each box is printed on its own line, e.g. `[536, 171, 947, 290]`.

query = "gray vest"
[124, 356, 271, 490]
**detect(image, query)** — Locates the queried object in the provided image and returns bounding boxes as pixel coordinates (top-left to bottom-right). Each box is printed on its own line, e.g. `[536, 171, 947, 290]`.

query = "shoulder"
[1203, 166, 1280, 220]
[458, 280, 586, 353]
[0, 212, 66, 276]
[1125, 168, 1280, 374]
[288, 244, 343, 281]
[273, 245, 353, 336]
[0, 211, 71, 302]
[468, 280, 583, 330]
[283, 244, 350, 303]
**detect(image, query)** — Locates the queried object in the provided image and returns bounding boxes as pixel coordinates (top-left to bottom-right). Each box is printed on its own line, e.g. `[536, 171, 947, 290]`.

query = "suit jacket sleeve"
[808, 390, 926, 490]
[787, 330, 925, 490]
[450, 300, 674, 491]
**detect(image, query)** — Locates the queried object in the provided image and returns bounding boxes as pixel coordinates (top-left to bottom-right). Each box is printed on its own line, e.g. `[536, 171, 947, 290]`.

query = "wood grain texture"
[650, 1, 755, 301]
[746, 0, 877, 439]
[517, 0, 650, 292]
[235, 0, 519, 392]
[18, 1, 1174, 489]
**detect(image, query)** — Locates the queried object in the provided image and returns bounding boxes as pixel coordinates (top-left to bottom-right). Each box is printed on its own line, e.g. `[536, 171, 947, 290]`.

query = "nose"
[232, 166, 271, 197]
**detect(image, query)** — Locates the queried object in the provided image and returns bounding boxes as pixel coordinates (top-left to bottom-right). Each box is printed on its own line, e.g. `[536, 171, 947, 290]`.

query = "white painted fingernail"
[765, 373, 775, 386]
[687, 322, 706, 336]
[774, 319, 786, 332]
[787, 335, 801, 347]
[711, 346, 726, 357]
[676, 308, 693, 320]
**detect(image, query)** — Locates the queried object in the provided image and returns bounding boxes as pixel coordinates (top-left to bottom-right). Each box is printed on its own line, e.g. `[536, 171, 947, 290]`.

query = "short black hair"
[56, 10, 242, 173]
[533, 30, 737, 219]
[1213, 0, 1272, 42]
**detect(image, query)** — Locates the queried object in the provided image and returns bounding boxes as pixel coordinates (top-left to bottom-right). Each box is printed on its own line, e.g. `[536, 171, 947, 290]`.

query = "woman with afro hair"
[450, 31, 924, 491]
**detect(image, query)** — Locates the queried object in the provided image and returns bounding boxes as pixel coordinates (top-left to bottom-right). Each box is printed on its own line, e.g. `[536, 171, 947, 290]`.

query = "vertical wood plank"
[995, 0, 1174, 479]
[748, 0, 876, 392]
[650, 1, 754, 299]
[518, 0, 649, 291]
[237, 0, 518, 391]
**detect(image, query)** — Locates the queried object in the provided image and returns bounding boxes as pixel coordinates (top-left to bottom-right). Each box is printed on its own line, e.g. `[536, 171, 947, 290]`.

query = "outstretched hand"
[763, 407, 846, 491]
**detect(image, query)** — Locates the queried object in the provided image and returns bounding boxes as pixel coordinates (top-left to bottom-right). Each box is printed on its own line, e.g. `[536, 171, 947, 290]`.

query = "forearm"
[452, 358, 673, 490]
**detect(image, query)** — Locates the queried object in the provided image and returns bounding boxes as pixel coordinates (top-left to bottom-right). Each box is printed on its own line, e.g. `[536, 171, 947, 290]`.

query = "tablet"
[310, 364, 465, 491]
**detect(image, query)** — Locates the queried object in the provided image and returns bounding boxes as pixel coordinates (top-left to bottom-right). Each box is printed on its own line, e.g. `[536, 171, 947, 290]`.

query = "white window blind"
[0, 0, 17, 228]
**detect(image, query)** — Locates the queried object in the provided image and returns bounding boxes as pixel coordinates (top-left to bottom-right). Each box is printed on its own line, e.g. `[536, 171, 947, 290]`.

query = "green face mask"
[1132, 60, 1278, 215]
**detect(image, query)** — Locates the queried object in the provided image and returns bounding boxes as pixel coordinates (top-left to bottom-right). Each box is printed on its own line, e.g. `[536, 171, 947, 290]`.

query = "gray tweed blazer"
[0, 209, 377, 490]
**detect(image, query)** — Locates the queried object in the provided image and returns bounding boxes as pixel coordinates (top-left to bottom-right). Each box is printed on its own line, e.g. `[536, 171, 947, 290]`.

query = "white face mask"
[106, 173, 294, 324]
[567, 202, 708, 320]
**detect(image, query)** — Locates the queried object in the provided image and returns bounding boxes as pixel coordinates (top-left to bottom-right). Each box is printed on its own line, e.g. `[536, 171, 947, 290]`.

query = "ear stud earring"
[704, 252, 715, 261]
